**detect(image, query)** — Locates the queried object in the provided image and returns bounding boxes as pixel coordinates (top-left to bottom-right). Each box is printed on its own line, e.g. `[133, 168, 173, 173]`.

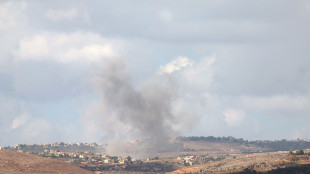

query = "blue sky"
[1, 0, 310, 146]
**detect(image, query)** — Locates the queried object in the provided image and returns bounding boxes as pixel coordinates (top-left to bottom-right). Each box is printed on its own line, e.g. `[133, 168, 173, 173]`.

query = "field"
[170, 151, 310, 174]
[0, 150, 91, 174]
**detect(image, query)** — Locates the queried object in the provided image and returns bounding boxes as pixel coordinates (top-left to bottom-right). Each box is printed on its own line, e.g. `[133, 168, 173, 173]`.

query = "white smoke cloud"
[87, 58, 186, 156]
[81, 55, 217, 156]
[223, 109, 245, 127]
[11, 113, 29, 130]
[159, 56, 193, 74]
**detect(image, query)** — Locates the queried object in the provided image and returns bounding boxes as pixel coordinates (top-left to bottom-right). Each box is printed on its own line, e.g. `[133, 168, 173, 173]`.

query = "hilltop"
[170, 151, 310, 174]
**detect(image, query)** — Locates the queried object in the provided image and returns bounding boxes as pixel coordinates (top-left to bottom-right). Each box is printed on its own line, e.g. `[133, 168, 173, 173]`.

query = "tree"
[295, 150, 304, 155]
[127, 156, 132, 162]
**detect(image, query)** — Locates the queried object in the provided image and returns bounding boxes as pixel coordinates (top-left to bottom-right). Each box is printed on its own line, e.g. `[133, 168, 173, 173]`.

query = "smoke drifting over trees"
[93, 59, 183, 156]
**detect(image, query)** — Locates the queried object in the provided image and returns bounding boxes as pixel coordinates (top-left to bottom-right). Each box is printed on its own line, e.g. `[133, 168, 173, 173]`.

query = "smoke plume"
[93, 59, 182, 157]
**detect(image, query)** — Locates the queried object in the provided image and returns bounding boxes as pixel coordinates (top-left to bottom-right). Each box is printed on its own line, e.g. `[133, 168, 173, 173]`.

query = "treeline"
[176, 136, 310, 152]
[3, 143, 100, 154]
[252, 139, 310, 151]
[176, 136, 245, 143]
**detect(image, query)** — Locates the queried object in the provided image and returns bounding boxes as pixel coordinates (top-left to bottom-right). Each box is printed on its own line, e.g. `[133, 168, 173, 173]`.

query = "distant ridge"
[177, 136, 310, 152]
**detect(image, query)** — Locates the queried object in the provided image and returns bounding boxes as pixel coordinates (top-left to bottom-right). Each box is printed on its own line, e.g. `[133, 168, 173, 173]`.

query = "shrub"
[295, 150, 304, 155]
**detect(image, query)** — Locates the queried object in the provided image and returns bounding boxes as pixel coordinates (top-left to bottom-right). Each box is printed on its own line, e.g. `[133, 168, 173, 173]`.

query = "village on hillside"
[1, 136, 310, 173]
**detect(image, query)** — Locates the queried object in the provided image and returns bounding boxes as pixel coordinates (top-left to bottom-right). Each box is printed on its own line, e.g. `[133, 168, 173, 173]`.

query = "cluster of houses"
[177, 155, 225, 166]
[1, 142, 230, 168]
[38, 149, 136, 165]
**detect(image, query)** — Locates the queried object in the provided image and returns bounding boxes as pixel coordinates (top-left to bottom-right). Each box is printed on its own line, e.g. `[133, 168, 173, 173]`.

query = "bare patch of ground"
[0, 150, 92, 174]
[170, 152, 310, 174]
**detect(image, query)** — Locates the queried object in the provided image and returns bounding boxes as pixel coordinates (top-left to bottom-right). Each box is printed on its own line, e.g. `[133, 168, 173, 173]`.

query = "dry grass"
[169, 152, 310, 174]
[0, 150, 92, 174]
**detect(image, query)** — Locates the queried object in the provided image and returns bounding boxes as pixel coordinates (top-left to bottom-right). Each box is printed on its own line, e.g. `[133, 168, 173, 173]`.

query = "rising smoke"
[93, 58, 183, 157]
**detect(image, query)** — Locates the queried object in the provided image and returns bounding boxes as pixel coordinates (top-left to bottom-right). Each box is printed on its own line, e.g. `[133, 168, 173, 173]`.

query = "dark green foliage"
[295, 149, 304, 155]
[289, 149, 305, 155]
[127, 156, 132, 162]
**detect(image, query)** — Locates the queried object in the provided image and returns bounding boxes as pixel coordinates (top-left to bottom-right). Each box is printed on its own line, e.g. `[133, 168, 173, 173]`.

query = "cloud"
[1, 0, 310, 145]
[159, 56, 193, 74]
[11, 113, 29, 130]
[13, 32, 117, 63]
[181, 55, 215, 87]
[7, 31, 124, 103]
[159, 9, 172, 23]
[0, 1, 27, 31]
[16, 35, 49, 59]
[20, 118, 52, 141]
[291, 127, 310, 140]
[45, 8, 87, 21]
[65, 44, 114, 62]
[223, 109, 246, 127]
[0, 93, 22, 130]
[0, 93, 53, 145]
[239, 95, 310, 113]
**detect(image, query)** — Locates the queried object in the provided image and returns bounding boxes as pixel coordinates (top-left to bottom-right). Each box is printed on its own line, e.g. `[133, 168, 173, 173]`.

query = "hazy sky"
[1, 0, 310, 146]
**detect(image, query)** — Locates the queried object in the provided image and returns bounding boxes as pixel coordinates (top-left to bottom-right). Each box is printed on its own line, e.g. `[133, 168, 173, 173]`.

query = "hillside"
[0, 150, 92, 174]
[2, 137, 310, 173]
[177, 136, 310, 152]
[169, 151, 310, 174]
